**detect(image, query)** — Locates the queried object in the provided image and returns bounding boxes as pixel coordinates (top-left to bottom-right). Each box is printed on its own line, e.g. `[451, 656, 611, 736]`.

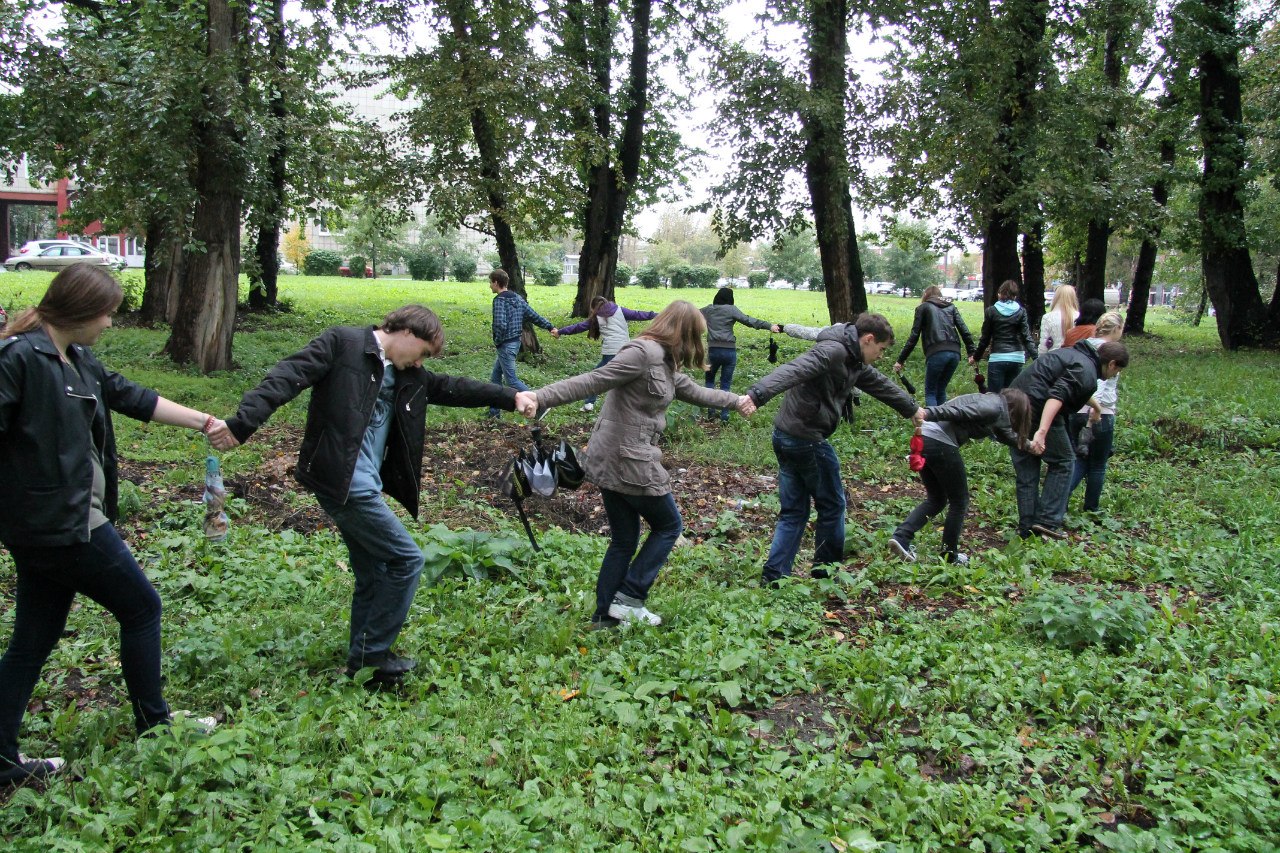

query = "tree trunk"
[1080, 17, 1123, 303]
[1197, 0, 1276, 348]
[248, 0, 287, 310]
[1127, 239, 1155, 333]
[165, 0, 242, 372]
[982, 213, 1021, 304]
[1022, 223, 1046, 333]
[802, 0, 863, 323]
[141, 211, 183, 326]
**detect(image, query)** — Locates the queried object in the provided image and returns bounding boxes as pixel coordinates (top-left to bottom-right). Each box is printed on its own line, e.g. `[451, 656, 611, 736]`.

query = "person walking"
[745, 314, 925, 584]
[888, 389, 1033, 565]
[0, 264, 223, 785]
[1069, 312, 1125, 512]
[556, 295, 657, 412]
[1008, 339, 1130, 540]
[208, 306, 536, 684]
[528, 302, 751, 628]
[700, 287, 780, 422]
[892, 285, 976, 406]
[970, 279, 1036, 393]
[1039, 284, 1078, 354]
[487, 268, 558, 418]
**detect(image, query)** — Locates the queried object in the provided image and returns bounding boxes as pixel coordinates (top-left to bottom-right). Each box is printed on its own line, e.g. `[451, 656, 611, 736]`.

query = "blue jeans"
[705, 347, 737, 421]
[585, 354, 615, 405]
[596, 490, 683, 623]
[487, 340, 529, 416]
[1010, 414, 1074, 534]
[986, 360, 1023, 393]
[0, 524, 169, 767]
[924, 350, 961, 407]
[317, 493, 426, 667]
[763, 430, 846, 581]
[1070, 413, 1115, 511]
[894, 437, 969, 559]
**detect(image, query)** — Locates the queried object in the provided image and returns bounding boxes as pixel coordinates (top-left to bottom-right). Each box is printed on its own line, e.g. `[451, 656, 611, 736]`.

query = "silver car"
[4, 243, 126, 271]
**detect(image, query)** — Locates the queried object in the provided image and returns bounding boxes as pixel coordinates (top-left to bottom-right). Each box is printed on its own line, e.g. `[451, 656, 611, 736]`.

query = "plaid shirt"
[492, 290, 554, 344]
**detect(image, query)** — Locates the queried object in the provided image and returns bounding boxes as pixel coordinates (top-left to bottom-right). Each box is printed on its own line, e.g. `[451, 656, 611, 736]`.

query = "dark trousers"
[596, 489, 683, 622]
[924, 351, 961, 407]
[893, 437, 969, 559]
[763, 430, 846, 580]
[0, 524, 169, 767]
[704, 347, 738, 421]
[986, 360, 1023, 393]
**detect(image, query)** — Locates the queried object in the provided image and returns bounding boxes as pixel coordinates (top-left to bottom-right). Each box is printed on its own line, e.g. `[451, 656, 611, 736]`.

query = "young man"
[487, 269, 557, 418]
[746, 314, 926, 584]
[1008, 339, 1129, 540]
[209, 306, 536, 684]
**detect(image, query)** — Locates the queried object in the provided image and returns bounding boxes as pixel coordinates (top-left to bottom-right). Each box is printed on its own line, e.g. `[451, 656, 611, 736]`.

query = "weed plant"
[2, 273, 1280, 849]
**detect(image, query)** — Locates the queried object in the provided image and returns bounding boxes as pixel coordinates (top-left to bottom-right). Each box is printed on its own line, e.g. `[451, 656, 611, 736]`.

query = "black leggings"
[893, 437, 969, 559]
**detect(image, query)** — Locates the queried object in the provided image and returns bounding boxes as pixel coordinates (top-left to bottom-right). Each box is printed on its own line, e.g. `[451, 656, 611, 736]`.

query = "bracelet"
[201, 415, 215, 434]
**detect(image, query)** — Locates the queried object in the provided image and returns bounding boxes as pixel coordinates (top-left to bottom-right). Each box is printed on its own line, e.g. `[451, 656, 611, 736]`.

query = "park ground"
[1, 273, 1279, 851]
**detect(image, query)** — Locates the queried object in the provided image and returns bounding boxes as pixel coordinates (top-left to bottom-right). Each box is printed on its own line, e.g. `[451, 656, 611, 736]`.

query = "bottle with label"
[203, 456, 229, 542]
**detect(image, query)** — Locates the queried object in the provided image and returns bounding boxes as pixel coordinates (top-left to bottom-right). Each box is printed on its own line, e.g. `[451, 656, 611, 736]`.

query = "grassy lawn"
[1, 272, 1279, 850]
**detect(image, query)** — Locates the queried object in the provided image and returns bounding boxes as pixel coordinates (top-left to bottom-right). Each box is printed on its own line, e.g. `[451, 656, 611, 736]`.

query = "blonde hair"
[1049, 285, 1078, 335]
[1094, 311, 1124, 340]
[639, 300, 707, 370]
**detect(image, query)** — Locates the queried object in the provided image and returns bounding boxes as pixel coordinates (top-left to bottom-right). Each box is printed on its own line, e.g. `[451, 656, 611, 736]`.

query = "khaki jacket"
[537, 339, 739, 495]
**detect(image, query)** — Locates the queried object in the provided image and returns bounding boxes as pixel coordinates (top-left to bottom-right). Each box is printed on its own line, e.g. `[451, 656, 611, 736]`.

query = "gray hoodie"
[701, 304, 773, 349]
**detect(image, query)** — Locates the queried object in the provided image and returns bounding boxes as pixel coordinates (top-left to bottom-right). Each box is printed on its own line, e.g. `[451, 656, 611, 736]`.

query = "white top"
[1078, 337, 1119, 415]
[1038, 311, 1067, 354]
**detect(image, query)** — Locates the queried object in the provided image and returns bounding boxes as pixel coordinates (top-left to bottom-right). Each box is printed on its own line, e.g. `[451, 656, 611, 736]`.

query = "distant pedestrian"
[971, 280, 1036, 393]
[746, 314, 924, 584]
[487, 268, 558, 418]
[701, 288, 780, 422]
[528, 301, 752, 628]
[1039, 284, 1078, 354]
[557, 295, 657, 412]
[893, 285, 976, 406]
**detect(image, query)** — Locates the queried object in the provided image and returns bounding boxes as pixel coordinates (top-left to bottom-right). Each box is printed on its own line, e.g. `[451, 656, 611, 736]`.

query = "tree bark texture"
[1080, 16, 1124, 303]
[140, 211, 183, 326]
[802, 0, 864, 322]
[1197, 0, 1274, 348]
[249, 0, 287, 309]
[1126, 129, 1174, 335]
[1021, 223, 1046, 333]
[165, 0, 242, 372]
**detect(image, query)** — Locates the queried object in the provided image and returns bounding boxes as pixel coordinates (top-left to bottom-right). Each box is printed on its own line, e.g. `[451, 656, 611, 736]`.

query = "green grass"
[2, 273, 1280, 850]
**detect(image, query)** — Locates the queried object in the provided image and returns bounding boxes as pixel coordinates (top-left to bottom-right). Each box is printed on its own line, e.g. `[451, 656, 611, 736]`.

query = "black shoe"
[1030, 523, 1068, 541]
[0, 756, 65, 787]
[810, 567, 831, 580]
[348, 652, 417, 679]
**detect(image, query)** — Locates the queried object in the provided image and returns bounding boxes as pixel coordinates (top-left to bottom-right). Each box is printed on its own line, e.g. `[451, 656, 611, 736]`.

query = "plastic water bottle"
[203, 456, 229, 542]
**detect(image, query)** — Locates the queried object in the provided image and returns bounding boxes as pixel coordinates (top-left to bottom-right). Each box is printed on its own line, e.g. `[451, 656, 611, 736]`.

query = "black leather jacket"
[923, 392, 1020, 448]
[227, 325, 515, 517]
[1009, 342, 1101, 417]
[897, 299, 975, 363]
[0, 327, 159, 546]
[974, 304, 1036, 361]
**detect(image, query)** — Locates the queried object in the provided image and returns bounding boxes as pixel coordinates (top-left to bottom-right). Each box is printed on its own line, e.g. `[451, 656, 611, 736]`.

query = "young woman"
[893, 285, 976, 406]
[700, 287, 779, 422]
[530, 301, 750, 627]
[888, 388, 1033, 565]
[1063, 298, 1106, 348]
[557, 295, 658, 412]
[1069, 312, 1124, 512]
[1039, 284, 1078, 354]
[0, 264, 222, 785]
[970, 280, 1036, 393]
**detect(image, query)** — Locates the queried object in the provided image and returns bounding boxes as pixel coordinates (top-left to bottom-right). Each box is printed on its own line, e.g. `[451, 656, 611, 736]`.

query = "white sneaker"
[581, 402, 595, 412]
[172, 710, 218, 732]
[607, 601, 662, 625]
[888, 537, 917, 563]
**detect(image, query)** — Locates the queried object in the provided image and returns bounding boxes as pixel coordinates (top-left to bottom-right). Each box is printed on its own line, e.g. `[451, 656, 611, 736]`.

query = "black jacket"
[227, 326, 516, 517]
[923, 392, 1020, 448]
[1009, 342, 1101, 417]
[747, 323, 917, 442]
[897, 298, 975, 363]
[974, 303, 1036, 361]
[0, 327, 159, 546]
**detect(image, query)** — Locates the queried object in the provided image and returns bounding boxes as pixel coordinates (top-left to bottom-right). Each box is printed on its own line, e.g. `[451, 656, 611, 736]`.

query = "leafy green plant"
[1019, 585, 1155, 651]
[450, 255, 478, 282]
[614, 262, 633, 287]
[419, 523, 530, 582]
[347, 254, 366, 275]
[747, 270, 768, 288]
[636, 263, 661, 288]
[302, 249, 342, 276]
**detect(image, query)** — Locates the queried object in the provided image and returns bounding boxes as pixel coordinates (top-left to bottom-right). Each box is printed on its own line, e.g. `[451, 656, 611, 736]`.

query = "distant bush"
[303, 249, 343, 276]
[636, 264, 661, 289]
[747, 271, 769, 289]
[668, 264, 695, 289]
[615, 263, 633, 287]
[347, 256, 366, 277]
[451, 256, 478, 282]
[118, 271, 144, 312]
[807, 275, 825, 292]
[532, 259, 562, 287]
[405, 249, 445, 281]
[690, 265, 721, 289]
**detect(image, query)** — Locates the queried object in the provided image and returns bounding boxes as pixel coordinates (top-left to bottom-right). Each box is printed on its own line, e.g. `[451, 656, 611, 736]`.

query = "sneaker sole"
[888, 539, 916, 562]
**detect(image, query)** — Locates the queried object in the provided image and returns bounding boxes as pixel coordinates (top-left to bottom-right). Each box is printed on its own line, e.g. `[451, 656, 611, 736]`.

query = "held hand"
[1088, 408, 1102, 425]
[967, 355, 976, 366]
[912, 407, 926, 428]
[893, 362, 904, 374]
[549, 328, 560, 339]
[1029, 430, 1047, 456]
[770, 324, 781, 334]
[206, 420, 240, 451]
[736, 395, 757, 417]
[514, 391, 538, 418]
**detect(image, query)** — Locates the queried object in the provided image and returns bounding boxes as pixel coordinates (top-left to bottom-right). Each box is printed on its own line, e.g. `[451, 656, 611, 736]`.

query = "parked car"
[11, 239, 126, 268]
[866, 281, 898, 295]
[4, 243, 127, 272]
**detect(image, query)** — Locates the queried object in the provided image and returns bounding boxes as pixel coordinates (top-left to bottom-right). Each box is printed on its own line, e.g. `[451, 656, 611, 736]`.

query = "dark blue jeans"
[894, 437, 969, 559]
[596, 489, 683, 623]
[0, 524, 169, 767]
[487, 339, 529, 416]
[1010, 414, 1074, 534]
[924, 350, 961, 407]
[705, 347, 738, 421]
[317, 493, 426, 668]
[986, 360, 1023, 394]
[763, 430, 846, 581]
[585, 353, 615, 405]
[1070, 413, 1115, 511]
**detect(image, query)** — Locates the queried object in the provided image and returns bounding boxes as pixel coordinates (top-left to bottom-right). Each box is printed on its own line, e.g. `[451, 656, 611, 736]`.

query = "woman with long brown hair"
[530, 301, 753, 627]
[556, 295, 657, 412]
[0, 264, 223, 785]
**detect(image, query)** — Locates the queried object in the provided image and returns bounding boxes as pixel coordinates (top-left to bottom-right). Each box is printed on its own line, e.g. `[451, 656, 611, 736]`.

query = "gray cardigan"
[701, 304, 773, 349]
[536, 339, 739, 495]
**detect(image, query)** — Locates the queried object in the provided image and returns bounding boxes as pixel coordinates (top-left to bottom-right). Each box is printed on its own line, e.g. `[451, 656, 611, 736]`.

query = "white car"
[8, 239, 127, 270]
[4, 243, 127, 272]
[866, 281, 898, 295]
